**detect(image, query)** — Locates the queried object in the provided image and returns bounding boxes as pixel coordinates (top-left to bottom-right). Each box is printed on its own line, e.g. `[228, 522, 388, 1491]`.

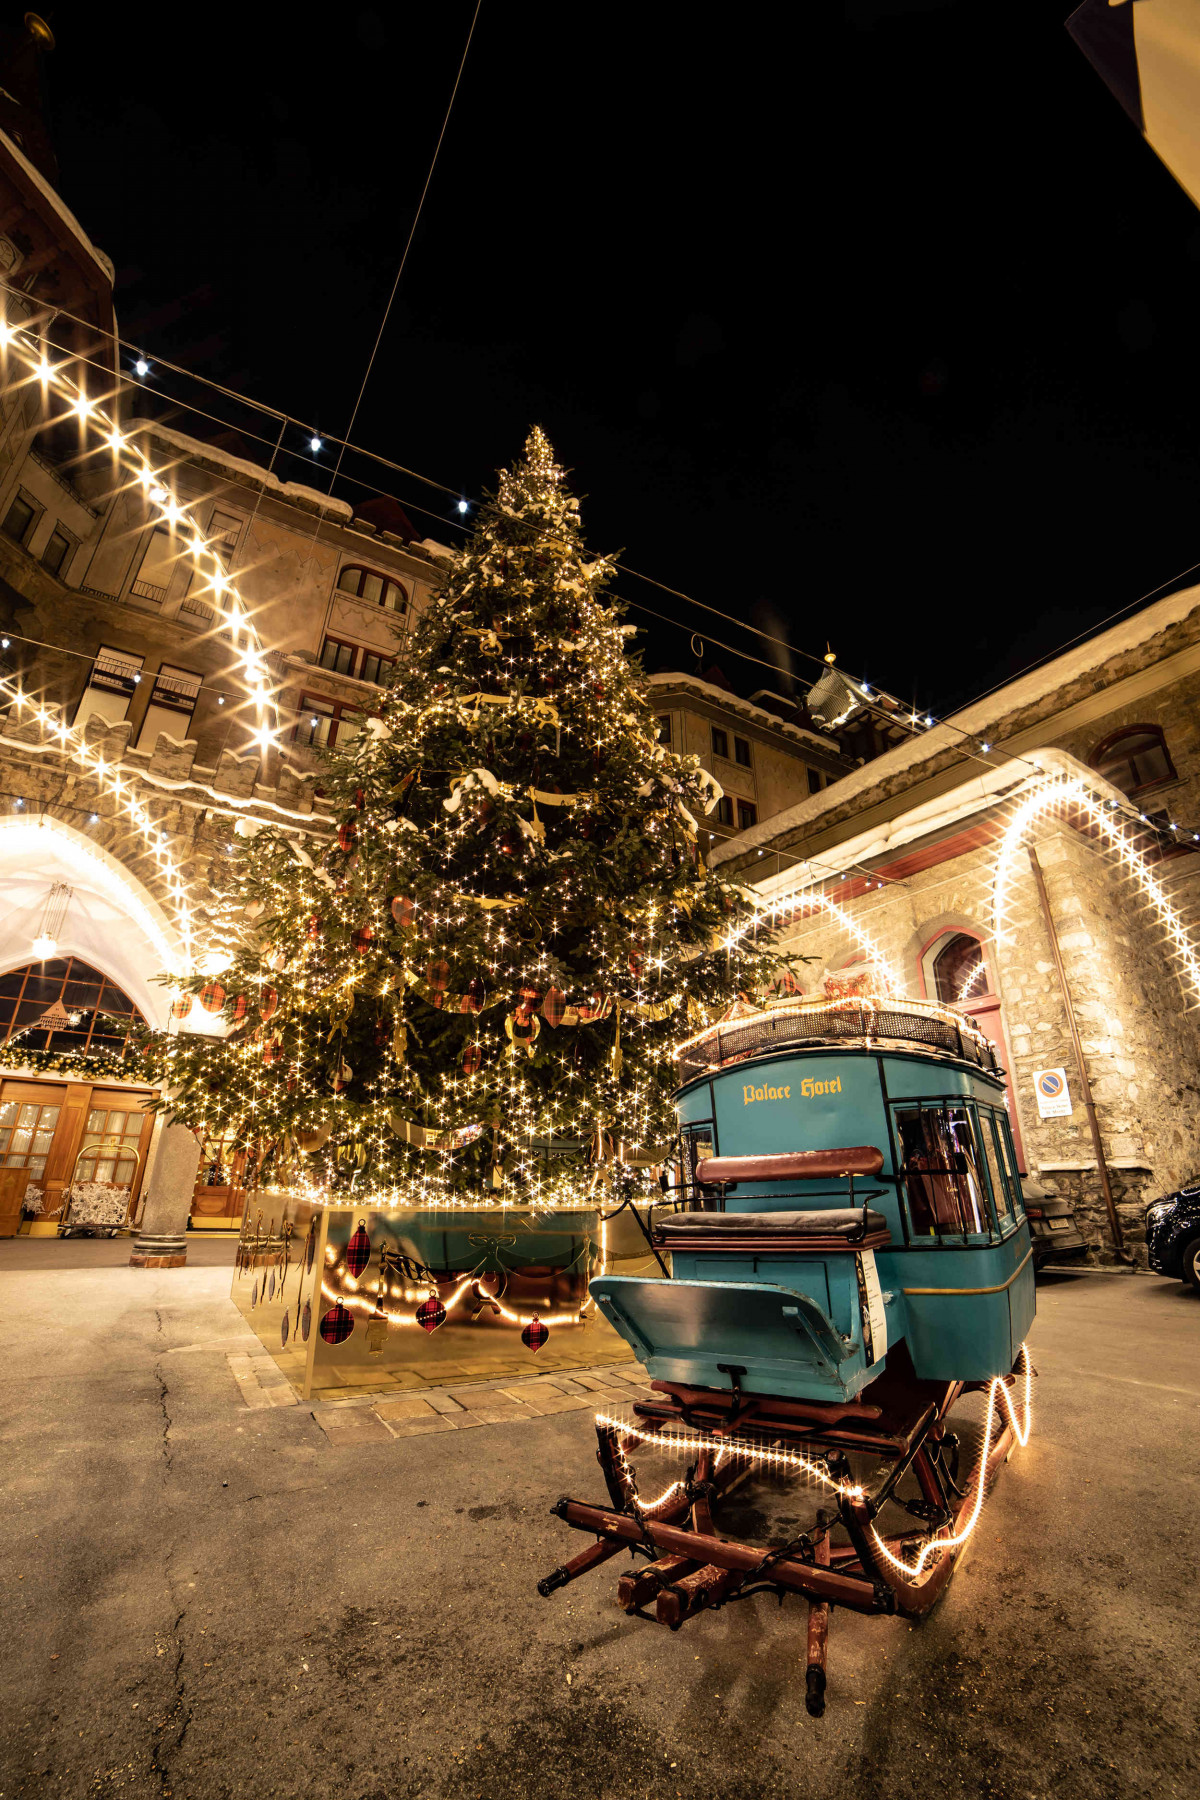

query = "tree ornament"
[521, 1314, 550, 1353]
[232, 993, 248, 1023]
[461, 975, 486, 1014]
[337, 820, 357, 852]
[268, 1268, 276, 1301]
[629, 950, 646, 979]
[498, 831, 517, 856]
[199, 981, 227, 1014]
[416, 1293, 447, 1334]
[251, 1278, 259, 1308]
[542, 987, 566, 1028]
[295, 1123, 332, 1153]
[391, 894, 416, 931]
[427, 958, 451, 991]
[352, 924, 375, 955]
[578, 990, 610, 1023]
[518, 982, 542, 1013]
[306, 915, 322, 942]
[319, 1301, 354, 1344]
[262, 1038, 281, 1067]
[345, 1220, 372, 1278]
[354, 787, 365, 811]
[281, 1310, 290, 1348]
[462, 1041, 482, 1076]
[301, 1299, 312, 1340]
[261, 986, 279, 1020]
[505, 1010, 541, 1059]
[331, 1059, 353, 1092]
[171, 993, 193, 1021]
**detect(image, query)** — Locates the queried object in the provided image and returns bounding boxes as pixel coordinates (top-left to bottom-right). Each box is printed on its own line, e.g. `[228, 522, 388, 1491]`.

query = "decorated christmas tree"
[142, 429, 785, 1205]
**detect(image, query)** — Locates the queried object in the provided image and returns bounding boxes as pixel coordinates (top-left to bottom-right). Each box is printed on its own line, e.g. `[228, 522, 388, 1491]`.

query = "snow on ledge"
[646, 671, 840, 753]
[130, 419, 354, 520]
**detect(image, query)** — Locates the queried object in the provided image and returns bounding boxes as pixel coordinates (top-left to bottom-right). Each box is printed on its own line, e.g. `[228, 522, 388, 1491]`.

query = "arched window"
[925, 932, 991, 1005]
[336, 564, 408, 614]
[1090, 724, 1175, 796]
[0, 957, 145, 1058]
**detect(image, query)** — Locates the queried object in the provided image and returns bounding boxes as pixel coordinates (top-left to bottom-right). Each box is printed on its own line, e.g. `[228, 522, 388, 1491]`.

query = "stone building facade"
[714, 584, 1200, 1267]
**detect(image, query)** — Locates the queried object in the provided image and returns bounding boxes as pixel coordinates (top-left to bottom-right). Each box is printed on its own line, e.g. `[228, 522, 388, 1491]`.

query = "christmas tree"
[142, 429, 785, 1205]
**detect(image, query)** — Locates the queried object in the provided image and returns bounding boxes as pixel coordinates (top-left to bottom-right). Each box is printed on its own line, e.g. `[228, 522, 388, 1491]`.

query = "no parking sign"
[1033, 1067, 1073, 1118]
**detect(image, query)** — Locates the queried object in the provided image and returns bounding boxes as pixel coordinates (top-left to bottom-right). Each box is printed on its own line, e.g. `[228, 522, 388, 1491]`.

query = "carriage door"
[920, 930, 1029, 1174]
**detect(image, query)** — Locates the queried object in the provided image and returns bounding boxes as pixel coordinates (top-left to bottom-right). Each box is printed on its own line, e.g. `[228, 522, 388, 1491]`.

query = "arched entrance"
[918, 927, 1029, 1172]
[0, 955, 157, 1232]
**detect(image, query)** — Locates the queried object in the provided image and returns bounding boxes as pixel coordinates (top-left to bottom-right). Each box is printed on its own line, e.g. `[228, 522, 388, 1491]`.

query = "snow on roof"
[646, 670, 840, 754]
[131, 419, 354, 520]
[0, 127, 114, 285]
[711, 578, 1200, 867]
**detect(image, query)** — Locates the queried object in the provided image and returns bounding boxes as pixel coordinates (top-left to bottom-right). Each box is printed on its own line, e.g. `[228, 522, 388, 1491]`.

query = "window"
[294, 694, 363, 749]
[736, 799, 758, 830]
[0, 957, 145, 1060]
[734, 735, 752, 767]
[136, 664, 202, 750]
[807, 767, 823, 795]
[714, 795, 734, 827]
[73, 645, 144, 732]
[710, 726, 729, 761]
[76, 1104, 145, 1189]
[927, 932, 990, 1005]
[2, 492, 37, 544]
[894, 1104, 990, 1239]
[183, 509, 242, 620]
[318, 637, 395, 685]
[41, 527, 72, 577]
[131, 524, 177, 605]
[337, 564, 408, 614]
[1090, 724, 1176, 795]
[0, 1097, 59, 1181]
[978, 1112, 1013, 1225]
[657, 714, 672, 745]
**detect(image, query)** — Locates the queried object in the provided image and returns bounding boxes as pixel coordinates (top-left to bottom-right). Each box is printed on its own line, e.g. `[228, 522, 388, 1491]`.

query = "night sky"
[34, 2, 1200, 717]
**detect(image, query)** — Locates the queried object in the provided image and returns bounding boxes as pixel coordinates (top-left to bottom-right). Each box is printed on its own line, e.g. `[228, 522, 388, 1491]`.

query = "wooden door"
[78, 1090, 156, 1221]
[0, 1080, 69, 1221]
[0, 1165, 27, 1236]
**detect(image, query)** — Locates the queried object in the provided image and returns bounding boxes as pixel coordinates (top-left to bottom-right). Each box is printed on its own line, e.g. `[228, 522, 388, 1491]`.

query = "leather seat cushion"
[658, 1207, 887, 1240]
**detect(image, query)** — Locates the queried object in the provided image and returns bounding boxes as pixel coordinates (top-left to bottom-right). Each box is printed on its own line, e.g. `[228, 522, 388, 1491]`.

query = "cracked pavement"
[1, 1238, 1198, 1800]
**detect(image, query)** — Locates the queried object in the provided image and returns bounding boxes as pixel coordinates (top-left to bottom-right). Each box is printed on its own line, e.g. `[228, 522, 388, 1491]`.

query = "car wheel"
[1184, 1236, 1200, 1294]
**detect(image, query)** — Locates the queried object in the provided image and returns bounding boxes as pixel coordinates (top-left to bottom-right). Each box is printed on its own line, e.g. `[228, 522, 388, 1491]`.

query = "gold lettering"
[743, 1085, 755, 1105]
[801, 1078, 814, 1098]
[784, 1086, 791, 1097]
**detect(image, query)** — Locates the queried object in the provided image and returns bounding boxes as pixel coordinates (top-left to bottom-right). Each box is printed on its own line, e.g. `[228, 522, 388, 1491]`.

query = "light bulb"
[310, 435, 323, 453]
[32, 934, 56, 960]
[135, 358, 149, 378]
[457, 500, 469, 515]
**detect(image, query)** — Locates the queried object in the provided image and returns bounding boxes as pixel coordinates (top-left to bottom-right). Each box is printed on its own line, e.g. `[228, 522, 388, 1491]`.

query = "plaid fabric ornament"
[345, 1221, 372, 1277]
[352, 924, 375, 955]
[232, 993, 248, 1023]
[319, 1302, 354, 1345]
[261, 986, 279, 1020]
[337, 819, 357, 852]
[427, 958, 451, 991]
[171, 993, 193, 1020]
[391, 895, 416, 931]
[461, 1042, 482, 1076]
[521, 1314, 550, 1353]
[199, 981, 227, 1015]
[460, 975, 485, 1014]
[416, 1294, 447, 1334]
[542, 987, 566, 1028]
[301, 1299, 312, 1340]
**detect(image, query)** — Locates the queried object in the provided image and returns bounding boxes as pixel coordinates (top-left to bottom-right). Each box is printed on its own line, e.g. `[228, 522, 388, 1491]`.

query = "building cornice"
[646, 671, 842, 758]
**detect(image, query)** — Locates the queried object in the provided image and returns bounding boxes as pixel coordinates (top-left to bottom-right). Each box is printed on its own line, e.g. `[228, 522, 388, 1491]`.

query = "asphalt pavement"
[0, 1240, 1196, 1800]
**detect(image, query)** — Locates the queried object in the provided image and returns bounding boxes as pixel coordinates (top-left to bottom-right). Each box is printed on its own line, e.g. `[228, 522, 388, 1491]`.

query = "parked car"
[1022, 1179, 1089, 1271]
[1146, 1184, 1200, 1292]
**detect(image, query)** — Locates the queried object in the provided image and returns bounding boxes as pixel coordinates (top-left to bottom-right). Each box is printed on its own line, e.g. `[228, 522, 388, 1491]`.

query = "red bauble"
[232, 993, 248, 1023]
[354, 787, 365, 811]
[522, 1314, 550, 1353]
[352, 924, 375, 955]
[462, 1042, 482, 1076]
[542, 987, 566, 1028]
[171, 994, 193, 1021]
[427, 958, 451, 991]
[262, 1039, 281, 1067]
[319, 1302, 354, 1345]
[460, 976, 485, 1015]
[337, 820, 357, 852]
[518, 982, 542, 1012]
[416, 1294, 447, 1334]
[261, 986, 279, 1021]
[199, 982, 226, 1015]
[391, 895, 416, 931]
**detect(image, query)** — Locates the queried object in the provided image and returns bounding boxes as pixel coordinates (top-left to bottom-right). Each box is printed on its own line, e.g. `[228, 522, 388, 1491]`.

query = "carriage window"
[993, 1113, 1026, 1220]
[894, 1105, 989, 1238]
[978, 1112, 1013, 1226]
[679, 1122, 718, 1210]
